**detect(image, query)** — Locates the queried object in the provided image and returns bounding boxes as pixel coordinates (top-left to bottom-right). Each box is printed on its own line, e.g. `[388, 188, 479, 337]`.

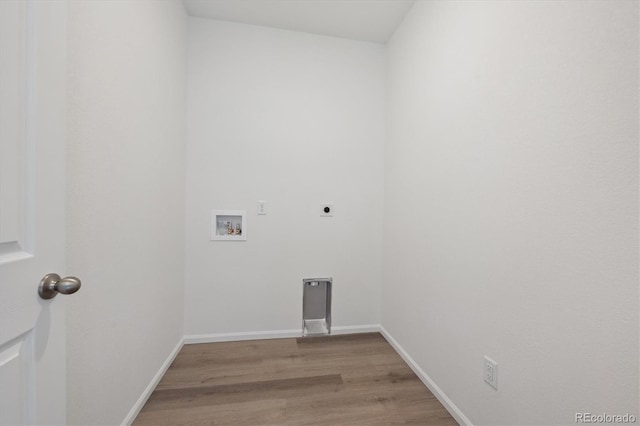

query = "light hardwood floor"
[133, 333, 457, 425]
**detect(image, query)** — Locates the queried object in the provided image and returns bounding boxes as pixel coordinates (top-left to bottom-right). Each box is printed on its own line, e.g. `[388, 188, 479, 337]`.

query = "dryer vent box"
[302, 278, 332, 336]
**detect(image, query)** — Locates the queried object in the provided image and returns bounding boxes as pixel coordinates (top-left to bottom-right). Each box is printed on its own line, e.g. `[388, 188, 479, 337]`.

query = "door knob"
[38, 273, 81, 299]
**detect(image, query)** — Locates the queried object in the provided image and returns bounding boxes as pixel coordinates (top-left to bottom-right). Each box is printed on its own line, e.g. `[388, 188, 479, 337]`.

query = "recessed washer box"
[211, 210, 247, 241]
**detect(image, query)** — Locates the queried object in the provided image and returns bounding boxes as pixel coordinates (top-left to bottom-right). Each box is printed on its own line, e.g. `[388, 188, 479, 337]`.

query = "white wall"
[185, 19, 385, 337]
[383, 1, 639, 424]
[65, 1, 187, 424]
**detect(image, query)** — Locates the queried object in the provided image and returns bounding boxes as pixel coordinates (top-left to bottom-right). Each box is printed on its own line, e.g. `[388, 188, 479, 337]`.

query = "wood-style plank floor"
[133, 333, 457, 425]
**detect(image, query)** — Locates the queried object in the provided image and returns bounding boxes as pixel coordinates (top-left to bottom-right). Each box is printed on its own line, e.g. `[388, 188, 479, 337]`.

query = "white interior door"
[0, 1, 70, 424]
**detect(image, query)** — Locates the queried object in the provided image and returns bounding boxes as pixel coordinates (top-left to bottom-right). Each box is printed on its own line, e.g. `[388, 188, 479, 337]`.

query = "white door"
[0, 1, 71, 424]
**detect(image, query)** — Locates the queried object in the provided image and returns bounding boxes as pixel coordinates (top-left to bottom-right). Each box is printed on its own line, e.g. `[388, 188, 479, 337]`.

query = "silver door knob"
[38, 273, 81, 299]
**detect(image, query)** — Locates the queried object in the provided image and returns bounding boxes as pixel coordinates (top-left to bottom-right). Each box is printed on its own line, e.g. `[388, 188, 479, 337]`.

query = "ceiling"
[182, 0, 416, 44]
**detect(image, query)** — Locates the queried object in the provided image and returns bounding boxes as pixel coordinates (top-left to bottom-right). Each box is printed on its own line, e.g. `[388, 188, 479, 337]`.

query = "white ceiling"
[182, 0, 416, 43]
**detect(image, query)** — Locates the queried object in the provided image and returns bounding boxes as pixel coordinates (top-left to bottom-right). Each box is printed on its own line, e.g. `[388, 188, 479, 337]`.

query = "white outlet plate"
[484, 356, 498, 390]
[257, 200, 267, 215]
[320, 203, 334, 217]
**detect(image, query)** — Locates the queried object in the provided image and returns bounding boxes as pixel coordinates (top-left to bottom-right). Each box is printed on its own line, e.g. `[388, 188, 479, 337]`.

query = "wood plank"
[133, 399, 287, 426]
[143, 375, 343, 411]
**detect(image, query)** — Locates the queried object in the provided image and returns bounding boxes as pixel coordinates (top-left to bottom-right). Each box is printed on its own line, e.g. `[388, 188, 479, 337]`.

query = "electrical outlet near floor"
[484, 356, 498, 390]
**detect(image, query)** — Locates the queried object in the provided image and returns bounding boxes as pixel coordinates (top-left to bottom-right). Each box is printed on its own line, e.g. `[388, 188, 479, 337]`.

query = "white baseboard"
[121, 337, 184, 426]
[184, 329, 300, 344]
[330, 324, 380, 335]
[379, 326, 472, 426]
[184, 324, 382, 344]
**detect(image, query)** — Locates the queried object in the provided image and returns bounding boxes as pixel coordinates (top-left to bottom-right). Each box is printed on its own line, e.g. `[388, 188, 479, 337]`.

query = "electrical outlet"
[320, 203, 334, 217]
[484, 356, 498, 390]
[257, 201, 267, 215]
